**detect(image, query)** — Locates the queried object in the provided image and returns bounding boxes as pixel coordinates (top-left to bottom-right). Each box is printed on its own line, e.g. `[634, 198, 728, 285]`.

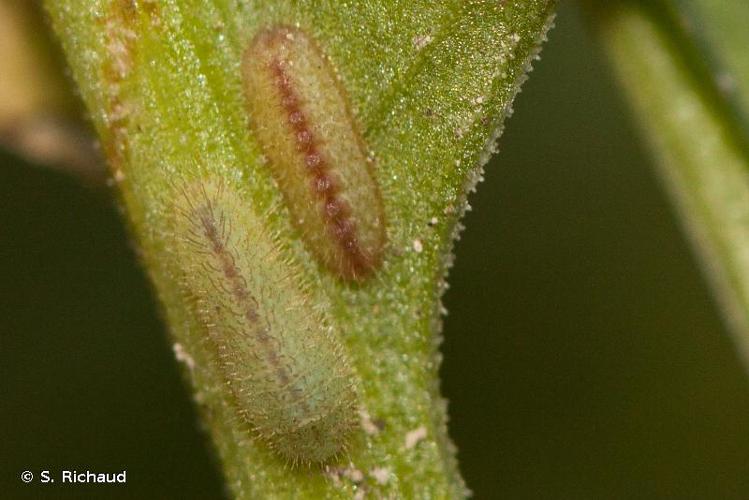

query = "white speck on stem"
[412, 34, 433, 50]
[359, 409, 380, 435]
[404, 426, 428, 449]
[370, 467, 391, 485]
[345, 467, 364, 483]
[173, 342, 195, 371]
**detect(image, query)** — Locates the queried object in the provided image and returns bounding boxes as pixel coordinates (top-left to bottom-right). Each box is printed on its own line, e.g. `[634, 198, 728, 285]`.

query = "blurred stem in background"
[583, 1, 749, 373]
[0, 0, 103, 186]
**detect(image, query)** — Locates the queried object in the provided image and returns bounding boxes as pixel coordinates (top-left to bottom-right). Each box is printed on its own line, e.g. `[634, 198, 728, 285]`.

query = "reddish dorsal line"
[268, 59, 374, 277]
[195, 204, 293, 389]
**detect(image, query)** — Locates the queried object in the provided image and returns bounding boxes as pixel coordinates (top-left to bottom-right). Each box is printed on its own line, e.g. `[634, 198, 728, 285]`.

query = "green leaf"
[583, 1, 749, 372]
[44, 0, 556, 497]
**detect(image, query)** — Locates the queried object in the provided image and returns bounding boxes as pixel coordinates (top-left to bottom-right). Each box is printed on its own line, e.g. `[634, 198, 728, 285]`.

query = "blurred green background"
[3, 4, 749, 499]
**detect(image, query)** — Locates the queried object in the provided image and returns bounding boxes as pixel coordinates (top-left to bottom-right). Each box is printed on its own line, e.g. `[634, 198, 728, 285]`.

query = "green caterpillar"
[171, 178, 358, 464]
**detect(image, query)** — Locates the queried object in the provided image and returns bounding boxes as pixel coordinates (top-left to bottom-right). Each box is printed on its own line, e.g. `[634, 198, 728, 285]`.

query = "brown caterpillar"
[171, 178, 358, 464]
[242, 26, 386, 281]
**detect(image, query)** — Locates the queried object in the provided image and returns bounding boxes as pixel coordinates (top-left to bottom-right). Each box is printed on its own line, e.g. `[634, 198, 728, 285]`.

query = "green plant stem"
[584, 1, 749, 372]
[44, 1, 556, 497]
